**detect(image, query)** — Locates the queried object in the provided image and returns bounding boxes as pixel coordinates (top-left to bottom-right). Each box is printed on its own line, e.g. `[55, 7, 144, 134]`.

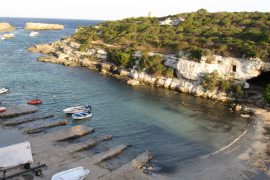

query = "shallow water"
[0, 17, 249, 174]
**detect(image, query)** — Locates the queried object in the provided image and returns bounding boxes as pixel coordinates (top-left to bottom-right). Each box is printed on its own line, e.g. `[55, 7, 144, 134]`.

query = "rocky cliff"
[0, 22, 15, 32]
[24, 23, 64, 31]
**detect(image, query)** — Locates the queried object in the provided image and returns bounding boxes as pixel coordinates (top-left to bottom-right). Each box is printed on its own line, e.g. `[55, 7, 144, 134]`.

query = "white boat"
[51, 167, 90, 180]
[63, 106, 86, 114]
[30, 31, 39, 37]
[72, 112, 93, 120]
[0, 87, 8, 94]
[0, 107, 7, 113]
[0, 36, 5, 40]
[2, 33, 15, 39]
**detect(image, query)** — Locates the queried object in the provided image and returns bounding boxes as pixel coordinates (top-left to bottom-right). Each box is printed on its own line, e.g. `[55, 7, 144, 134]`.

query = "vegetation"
[73, 9, 270, 61]
[264, 84, 270, 102]
[201, 71, 232, 92]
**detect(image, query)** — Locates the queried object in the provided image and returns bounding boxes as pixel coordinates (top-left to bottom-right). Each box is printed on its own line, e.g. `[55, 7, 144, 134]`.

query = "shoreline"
[26, 37, 270, 179]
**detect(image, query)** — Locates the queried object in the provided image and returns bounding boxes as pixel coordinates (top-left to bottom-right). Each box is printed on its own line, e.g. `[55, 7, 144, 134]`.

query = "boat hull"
[51, 167, 90, 180]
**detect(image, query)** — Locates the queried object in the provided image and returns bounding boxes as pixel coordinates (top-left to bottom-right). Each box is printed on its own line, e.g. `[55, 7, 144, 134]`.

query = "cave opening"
[247, 71, 270, 87]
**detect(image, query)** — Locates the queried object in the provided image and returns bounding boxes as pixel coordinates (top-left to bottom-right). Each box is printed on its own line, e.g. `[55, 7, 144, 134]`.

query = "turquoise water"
[0, 18, 249, 174]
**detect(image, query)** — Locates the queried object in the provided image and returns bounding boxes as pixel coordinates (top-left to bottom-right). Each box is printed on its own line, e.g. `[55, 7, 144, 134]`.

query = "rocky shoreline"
[28, 37, 270, 110]
[28, 38, 235, 102]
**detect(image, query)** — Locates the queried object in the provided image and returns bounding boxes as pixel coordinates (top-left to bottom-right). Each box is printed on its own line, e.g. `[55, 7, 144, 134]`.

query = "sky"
[0, 0, 269, 20]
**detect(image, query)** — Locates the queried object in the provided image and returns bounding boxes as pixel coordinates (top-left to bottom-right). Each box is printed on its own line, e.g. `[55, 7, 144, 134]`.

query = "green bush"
[107, 49, 131, 68]
[189, 48, 203, 61]
[201, 71, 220, 91]
[263, 84, 270, 102]
[201, 71, 232, 92]
[235, 84, 243, 96]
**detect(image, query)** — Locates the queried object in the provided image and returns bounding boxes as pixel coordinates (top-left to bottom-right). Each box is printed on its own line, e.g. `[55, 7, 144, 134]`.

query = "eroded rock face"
[0, 22, 16, 32]
[24, 23, 64, 30]
[165, 55, 269, 81]
[28, 44, 56, 54]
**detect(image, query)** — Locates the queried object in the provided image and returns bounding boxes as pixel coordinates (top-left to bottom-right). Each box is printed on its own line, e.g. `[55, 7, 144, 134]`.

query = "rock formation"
[24, 23, 64, 30]
[0, 22, 15, 32]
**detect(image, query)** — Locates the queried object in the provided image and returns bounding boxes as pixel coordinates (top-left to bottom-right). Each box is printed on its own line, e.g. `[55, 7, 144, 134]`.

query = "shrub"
[189, 48, 203, 61]
[201, 71, 232, 92]
[162, 67, 174, 78]
[107, 49, 131, 68]
[201, 71, 220, 91]
[263, 84, 270, 102]
[220, 79, 232, 92]
[235, 84, 243, 96]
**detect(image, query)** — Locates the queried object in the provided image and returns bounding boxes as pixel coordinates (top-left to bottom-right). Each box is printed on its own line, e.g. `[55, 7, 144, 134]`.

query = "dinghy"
[27, 99, 42, 105]
[51, 167, 90, 180]
[63, 106, 85, 114]
[72, 111, 92, 120]
[0, 87, 8, 94]
[0, 107, 7, 113]
[63, 105, 91, 114]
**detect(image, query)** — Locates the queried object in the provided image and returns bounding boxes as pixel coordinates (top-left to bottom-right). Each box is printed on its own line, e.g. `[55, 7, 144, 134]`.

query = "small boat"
[27, 99, 42, 105]
[72, 111, 93, 120]
[0, 87, 9, 94]
[3, 33, 15, 39]
[63, 106, 85, 114]
[63, 105, 91, 114]
[51, 167, 90, 180]
[0, 36, 5, 40]
[29, 31, 39, 37]
[0, 107, 7, 113]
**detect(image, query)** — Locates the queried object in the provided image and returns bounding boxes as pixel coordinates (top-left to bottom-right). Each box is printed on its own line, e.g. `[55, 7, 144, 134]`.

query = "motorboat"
[2, 33, 15, 39]
[30, 31, 39, 37]
[63, 105, 90, 114]
[27, 99, 42, 105]
[0, 87, 8, 94]
[0, 107, 6, 113]
[72, 111, 93, 120]
[51, 167, 90, 180]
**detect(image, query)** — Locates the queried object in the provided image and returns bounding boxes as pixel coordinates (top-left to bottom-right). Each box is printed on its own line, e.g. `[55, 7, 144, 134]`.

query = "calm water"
[0, 18, 249, 174]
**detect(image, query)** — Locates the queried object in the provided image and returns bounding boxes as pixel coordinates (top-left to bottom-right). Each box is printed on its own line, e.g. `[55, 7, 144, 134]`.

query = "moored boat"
[2, 33, 15, 39]
[72, 111, 93, 120]
[0, 87, 9, 94]
[63, 105, 90, 114]
[27, 99, 42, 105]
[0, 107, 7, 113]
[29, 31, 39, 37]
[51, 167, 90, 180]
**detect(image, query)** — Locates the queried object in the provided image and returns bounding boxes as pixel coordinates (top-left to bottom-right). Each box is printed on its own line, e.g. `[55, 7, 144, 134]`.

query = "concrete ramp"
[42, 125, 95, 141]
[0, 104, 38, 118]
[3, 114, 54, 126]
[69, 134, 113, 153]
[23, 119, 68, 134]
[89, 144, 129, 164]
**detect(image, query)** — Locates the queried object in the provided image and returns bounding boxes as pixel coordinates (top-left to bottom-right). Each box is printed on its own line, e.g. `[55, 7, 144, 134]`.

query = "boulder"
[127, 79, 141, 86]
[0, 22, 15, 32]
[24, 23, 64, 30]
[28, 44, 55, 54]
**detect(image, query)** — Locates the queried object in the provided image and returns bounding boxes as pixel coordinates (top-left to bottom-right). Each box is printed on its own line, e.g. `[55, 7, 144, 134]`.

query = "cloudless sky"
[0, 0, 269, 20]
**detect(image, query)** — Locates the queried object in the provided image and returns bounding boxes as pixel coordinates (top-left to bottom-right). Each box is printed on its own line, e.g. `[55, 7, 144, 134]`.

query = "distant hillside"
[72, 9, 270, 61]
